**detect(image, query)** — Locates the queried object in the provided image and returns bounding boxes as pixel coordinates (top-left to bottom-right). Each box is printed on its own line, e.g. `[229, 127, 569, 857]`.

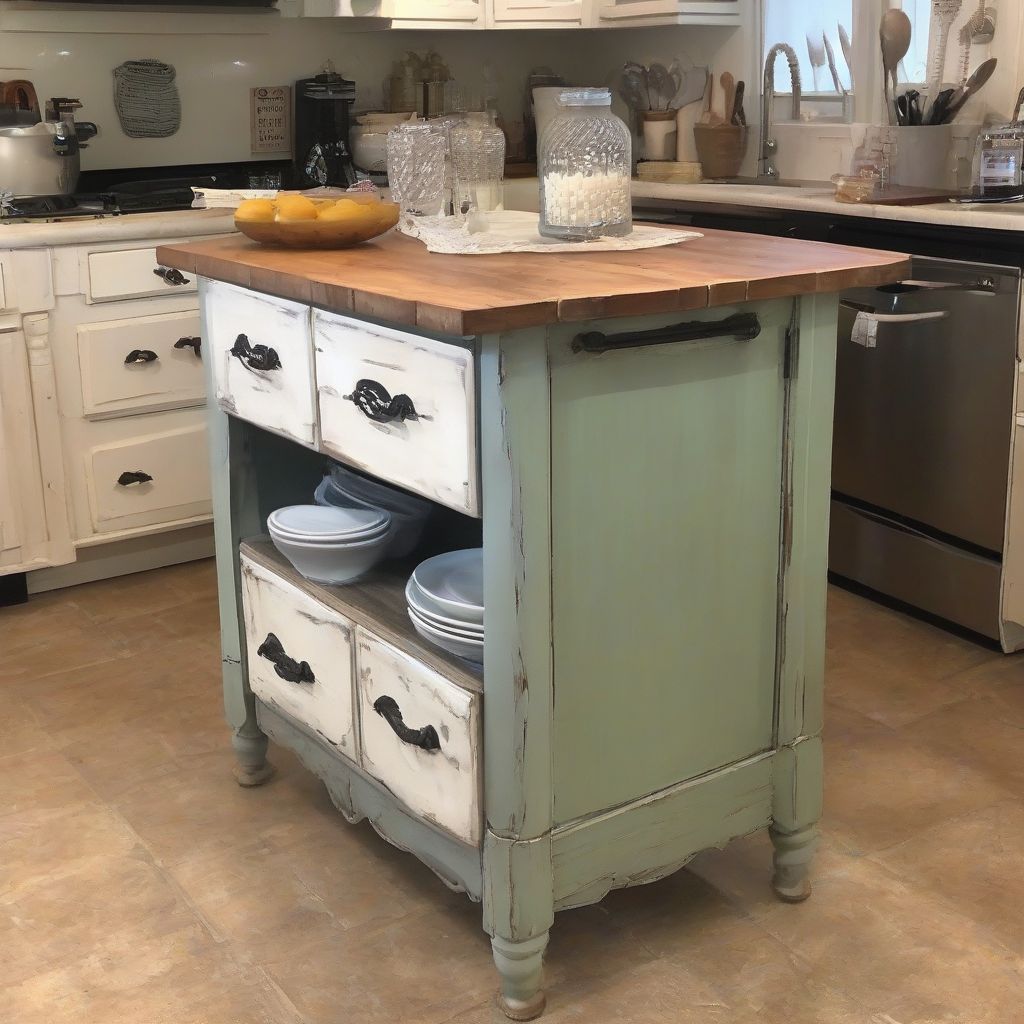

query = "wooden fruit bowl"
[235, 197, 400, 249]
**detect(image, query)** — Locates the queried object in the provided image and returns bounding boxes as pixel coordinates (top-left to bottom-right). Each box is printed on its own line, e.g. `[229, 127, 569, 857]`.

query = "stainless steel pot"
[0, 120, 82, 197]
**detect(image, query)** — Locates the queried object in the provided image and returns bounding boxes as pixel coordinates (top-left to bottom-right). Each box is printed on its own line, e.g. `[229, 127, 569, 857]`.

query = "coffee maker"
[293, 64, 357, 189]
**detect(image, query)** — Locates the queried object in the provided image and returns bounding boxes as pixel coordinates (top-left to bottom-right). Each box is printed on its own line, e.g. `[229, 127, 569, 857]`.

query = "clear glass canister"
[450, 112, 506, 215]
[539, 88, 632, 241]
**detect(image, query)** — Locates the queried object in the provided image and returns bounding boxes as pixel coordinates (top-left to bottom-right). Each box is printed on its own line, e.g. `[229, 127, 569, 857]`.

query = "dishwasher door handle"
[896, 277, 998, 293]
[840, 305, 950, 324]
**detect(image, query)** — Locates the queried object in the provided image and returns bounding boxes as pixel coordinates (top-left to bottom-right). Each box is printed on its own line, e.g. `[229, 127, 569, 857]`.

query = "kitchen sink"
[709, 177, 834, 189]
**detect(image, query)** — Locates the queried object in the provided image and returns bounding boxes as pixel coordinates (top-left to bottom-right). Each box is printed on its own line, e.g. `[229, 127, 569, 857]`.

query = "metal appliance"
[0, 98, 97, 198]
[633, 196, 1024, 649]
[293, 68, 357, 190]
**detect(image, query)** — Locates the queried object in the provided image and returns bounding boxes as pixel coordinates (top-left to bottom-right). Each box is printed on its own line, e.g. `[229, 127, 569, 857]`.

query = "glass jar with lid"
[539, 87, 632, 241]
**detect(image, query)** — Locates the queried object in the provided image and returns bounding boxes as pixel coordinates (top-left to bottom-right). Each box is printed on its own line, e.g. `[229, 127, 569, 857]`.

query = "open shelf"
[240, 538, 483, 694]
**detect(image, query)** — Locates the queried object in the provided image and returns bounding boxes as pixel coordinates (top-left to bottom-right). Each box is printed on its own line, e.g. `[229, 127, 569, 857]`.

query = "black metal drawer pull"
[153, 266, 190, 287]
[230, 333, 281, 372]
[174, 336, 202, 357]
[257, 632, 315, 685]
[573, 312, 762, 355]
[346, 379, 418, 423]
[373, 695, 440, 751]
[117, 470, 153, 486]
[124, 349, 158, 365]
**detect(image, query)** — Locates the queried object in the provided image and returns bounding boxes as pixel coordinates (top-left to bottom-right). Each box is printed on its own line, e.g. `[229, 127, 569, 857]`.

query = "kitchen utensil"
[719, 72, 736, 124]
[412, 549, 484, 624]
[327, 463, 432, 517]
[731, 80, 746, 126]
[806, 33, 827, 92]
[642, 110, 677, 160]
[693, 124, 748, 179]
[234, 193, 399, 249]
[647, 63, 676, 112]
[822, 33, 844, 95]
[1013, 86, 1024, 124]
[315, 478, 429, 560]
[0, 80, 38, 114]
[406, 579, 484, 635]
[386, 122, 447, 217]
[618, 71, 649, 114]
[269, 527, 392, 586]
[408, 607, 483, 663]
[450, 114, 505, 215]
[267, 504, 391, 543]
[906, 90, 923, 126]
[968, 0, 995, 44]
[700, 74, 724, 126]
[927, 87, 956, 125]
[941, 56, 997, 123]
[838, 24, 855, 92]
[880, 9, 912, 128]
[408, 604, 484, 642]
[674, 65, 708, 111]
[896, 92, 910, 126]
[924, 0, 963, 125]
[0, 119, 81, 198]
[622, 64, 651, 111]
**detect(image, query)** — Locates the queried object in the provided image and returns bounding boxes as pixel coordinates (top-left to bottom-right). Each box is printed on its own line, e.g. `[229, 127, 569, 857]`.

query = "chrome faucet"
[761, 43, 802, 179]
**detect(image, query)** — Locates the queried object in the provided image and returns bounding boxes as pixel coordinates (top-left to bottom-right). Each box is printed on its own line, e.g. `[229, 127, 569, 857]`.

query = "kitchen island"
[157, 228, 907, 1020]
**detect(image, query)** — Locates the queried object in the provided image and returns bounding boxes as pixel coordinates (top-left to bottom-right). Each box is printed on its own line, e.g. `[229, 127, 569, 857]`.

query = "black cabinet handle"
[346, 379, 418, 423]
[124, 349, 158, 365]
[257, 632, 314, 685]
[373, 695, 440, 751]
[117, 470, 153, 486]
[174, 336, 202, 357]
[153, 266, 190, 287]
[230, 333, 281, 372]
[573, 312, 762, 354]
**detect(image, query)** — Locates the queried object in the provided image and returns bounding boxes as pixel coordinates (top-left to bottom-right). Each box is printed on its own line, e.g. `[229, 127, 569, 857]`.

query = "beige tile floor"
[2, 559, 1023, 1024]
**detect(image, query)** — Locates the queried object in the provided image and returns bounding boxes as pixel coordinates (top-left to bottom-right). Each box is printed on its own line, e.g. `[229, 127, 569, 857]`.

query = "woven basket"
[114, 60, 181, 139]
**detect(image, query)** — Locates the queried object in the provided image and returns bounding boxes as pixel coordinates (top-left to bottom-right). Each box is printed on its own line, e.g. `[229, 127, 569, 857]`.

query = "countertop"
[156, 227, 908, 335]
[631, 180, 1024, 233]
[0, 207, 236, 249]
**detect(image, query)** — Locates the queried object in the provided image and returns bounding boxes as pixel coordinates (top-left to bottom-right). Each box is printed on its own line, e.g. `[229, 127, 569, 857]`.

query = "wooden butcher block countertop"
[157, 226, 909, 335]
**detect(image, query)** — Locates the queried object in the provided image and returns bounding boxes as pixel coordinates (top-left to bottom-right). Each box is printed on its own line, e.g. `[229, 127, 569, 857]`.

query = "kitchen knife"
[731, 80, 746, 125]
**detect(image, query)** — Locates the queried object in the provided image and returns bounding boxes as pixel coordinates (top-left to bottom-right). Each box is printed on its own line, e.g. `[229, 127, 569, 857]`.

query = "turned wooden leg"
[491, 933, 548, 1021]
[232, 720, 275, 787]
[770, 824, 816, 903]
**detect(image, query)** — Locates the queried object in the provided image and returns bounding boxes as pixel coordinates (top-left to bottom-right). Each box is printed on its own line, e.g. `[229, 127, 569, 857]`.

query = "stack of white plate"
[268, 504, 392, 585]
[314, 464, 431, 559]
[406, 549, 483, 664]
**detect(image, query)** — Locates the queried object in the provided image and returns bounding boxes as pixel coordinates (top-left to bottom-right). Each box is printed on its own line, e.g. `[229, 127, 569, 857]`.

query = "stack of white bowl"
[314, 464, 431, 559]
[268, 505, 392, 585]
[406, 549, 483, 664]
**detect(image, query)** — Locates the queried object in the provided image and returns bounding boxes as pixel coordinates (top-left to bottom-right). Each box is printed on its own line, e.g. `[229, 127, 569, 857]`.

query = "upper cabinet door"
[384, 0, 483, 26]
[595, 0, 739, 26]
[489, 0, 585, 27]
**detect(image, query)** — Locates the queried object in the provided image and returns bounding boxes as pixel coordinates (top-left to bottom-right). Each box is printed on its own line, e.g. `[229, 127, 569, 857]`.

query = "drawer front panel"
[315, 312, 478, 516]
[205, 280, 316, 446]
[356, 627, 481, 845]
[78, 309, 204, 418]
[241, 555, 357, 757]
[88, 247, 198, 302]
[86, 421, 211, 532]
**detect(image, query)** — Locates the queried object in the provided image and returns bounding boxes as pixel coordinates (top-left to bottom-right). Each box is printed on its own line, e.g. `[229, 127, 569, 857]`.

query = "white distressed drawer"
[241, 554, 357, 758]
[315, 311, 478, 516]
[356, 627, 481, 845]
[86, 421, 211, 533]
[77, 309, 204, 419]
[205, 280, 316, 446]
[87, 247, 198, 302]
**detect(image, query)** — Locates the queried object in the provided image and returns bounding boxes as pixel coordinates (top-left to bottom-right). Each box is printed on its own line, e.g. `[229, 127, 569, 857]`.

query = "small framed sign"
[250, 86, 291, 155]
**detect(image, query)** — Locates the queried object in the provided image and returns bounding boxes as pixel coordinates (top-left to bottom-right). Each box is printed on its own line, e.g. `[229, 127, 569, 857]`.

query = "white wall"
[0, 8, 743, 171]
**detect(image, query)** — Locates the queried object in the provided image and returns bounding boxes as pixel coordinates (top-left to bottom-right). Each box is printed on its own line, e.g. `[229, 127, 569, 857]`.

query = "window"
[764, 0, 931, 95]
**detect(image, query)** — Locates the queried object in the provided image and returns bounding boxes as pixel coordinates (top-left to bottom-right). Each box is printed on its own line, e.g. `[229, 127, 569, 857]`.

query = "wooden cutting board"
[870, 185, 960, 206]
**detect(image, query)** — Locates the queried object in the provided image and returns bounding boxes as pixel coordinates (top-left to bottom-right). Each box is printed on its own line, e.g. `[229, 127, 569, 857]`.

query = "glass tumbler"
[386, 123, 447, 217]
[539, 87, 632, 241]
[450, 113, 506, 215]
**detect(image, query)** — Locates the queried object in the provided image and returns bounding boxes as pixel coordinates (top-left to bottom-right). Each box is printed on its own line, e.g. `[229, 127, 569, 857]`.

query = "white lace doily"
[399, 210, 702, 254]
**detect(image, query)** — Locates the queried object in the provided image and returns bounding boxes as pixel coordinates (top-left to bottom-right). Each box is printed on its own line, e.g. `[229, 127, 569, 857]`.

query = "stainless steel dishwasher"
[830, 259, 1021, 639]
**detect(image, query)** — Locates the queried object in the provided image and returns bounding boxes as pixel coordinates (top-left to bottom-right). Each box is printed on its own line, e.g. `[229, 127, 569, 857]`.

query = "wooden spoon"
[942, 56, 997, 123]
[880, 9, 912, 127]
[720, 72, 736, 124]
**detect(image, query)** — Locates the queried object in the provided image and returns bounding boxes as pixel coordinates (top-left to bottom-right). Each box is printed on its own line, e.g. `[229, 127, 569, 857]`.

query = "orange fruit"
[235, 198, 276, 223]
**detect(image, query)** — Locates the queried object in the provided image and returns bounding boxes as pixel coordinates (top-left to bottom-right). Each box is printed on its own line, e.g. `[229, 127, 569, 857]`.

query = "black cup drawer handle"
[117, 470, 153, 486]
[373, 695, 440, 751]
[124, 349, 158, 365]
[174, 336, 202, 357]
[346, 379, 418, 423]
[230, 333, 281, 372]
[153, 266, 190, 287]
[257, 632, 315, 685]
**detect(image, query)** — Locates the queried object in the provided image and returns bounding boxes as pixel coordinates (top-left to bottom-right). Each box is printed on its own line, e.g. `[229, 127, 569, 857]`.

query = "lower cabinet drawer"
[240, 554, 357, 759]
[88, 246, 198, 303]
[356, 627, 481, 845]
[86, 422, 211, 533]
[77, 309, 204, 418]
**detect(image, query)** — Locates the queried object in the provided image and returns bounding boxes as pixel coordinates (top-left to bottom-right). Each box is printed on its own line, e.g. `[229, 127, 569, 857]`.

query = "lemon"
[235, 198, 276, 223]
[274, 195, 319, 223]
[317, 199, 372, 223]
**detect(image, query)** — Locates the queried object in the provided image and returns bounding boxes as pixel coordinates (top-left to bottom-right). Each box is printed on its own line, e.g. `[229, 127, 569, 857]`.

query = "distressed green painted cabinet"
[164, 227, 906, 1019]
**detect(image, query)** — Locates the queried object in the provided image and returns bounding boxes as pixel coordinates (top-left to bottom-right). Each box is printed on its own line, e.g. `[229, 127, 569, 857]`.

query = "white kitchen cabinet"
[593, 0, 739, 26]
[383, 0, 483, 27]
[487, 0, 584, 27]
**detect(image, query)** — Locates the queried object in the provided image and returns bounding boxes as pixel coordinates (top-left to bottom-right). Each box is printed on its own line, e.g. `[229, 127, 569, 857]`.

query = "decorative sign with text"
[250, 86, 291, 155]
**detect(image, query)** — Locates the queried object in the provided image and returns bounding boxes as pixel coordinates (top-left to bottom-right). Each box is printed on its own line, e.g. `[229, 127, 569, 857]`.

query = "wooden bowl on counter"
[235, 193, 400, 249]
